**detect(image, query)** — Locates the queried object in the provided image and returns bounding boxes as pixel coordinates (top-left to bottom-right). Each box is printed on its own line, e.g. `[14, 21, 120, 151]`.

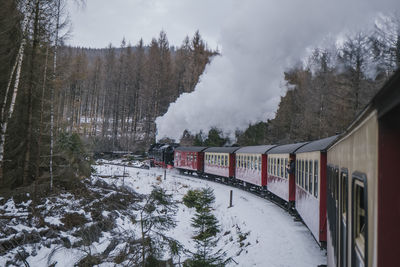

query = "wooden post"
[229, 190, 233, 208]
[164, 169, 166, 180]
[123, 165, 126, 186]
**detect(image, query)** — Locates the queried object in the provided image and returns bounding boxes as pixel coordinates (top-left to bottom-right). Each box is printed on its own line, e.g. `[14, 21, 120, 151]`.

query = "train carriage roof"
[235, 145, 276, 154]
[204, 147, 241, 153]
[267, 142, 308, 154]
[175, 146, 208, 152]
[295, 135, 339, 153]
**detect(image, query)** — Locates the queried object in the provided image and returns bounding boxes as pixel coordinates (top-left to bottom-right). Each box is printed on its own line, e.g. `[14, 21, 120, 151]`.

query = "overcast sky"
[68, 0, 400, 142]
[67, 0, 232, 49]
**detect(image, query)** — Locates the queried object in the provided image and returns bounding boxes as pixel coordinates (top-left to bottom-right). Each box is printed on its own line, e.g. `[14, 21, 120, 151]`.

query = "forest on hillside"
[0, 0, 215, 191]
[57, 31, 216, 152]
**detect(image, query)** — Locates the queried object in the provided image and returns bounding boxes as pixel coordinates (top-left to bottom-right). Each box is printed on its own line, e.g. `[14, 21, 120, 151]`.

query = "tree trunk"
[23, 0, 40, 186]
[34, 44, 49, 199]
[50, 0, 61, 191]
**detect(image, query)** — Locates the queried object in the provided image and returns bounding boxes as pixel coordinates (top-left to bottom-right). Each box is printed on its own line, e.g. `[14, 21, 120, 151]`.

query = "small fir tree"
[137, 186, 181, 266]
[183, 187, 227, 267]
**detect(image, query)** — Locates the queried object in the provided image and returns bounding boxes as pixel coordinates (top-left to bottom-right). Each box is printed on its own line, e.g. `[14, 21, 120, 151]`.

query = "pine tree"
[183, 187, 227, 267]
[137, 186, 181, 266]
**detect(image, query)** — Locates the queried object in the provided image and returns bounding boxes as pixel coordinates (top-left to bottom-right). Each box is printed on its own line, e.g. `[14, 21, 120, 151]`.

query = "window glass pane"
[309, 161, 313, 194]
[305, 160, 308, 190]
[285, 159, 288, 179]
[277, 158, 280, 177]
[258, 156, 261, 170]
[354, 180, 366, 260]
[301, 160, 304, 187]
[341, 172, 347, 216]
[274, 158, 276, 175]
[314, 160, 318, 197]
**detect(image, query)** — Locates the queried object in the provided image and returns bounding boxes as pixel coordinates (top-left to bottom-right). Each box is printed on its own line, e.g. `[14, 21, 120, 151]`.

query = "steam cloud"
[156, 0, 399, 142]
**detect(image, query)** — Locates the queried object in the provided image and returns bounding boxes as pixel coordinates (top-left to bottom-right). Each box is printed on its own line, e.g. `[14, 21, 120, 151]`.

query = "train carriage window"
[277, 158, 280, 176]
[309, 160, 313, 194]
[302, 160, 305, 188]
[274, 158, 276, 175]
[335, 168, 339, 203]
[225, 155, 228, 166]
[314, 160, 318, 197]
[194, 154, 197, 162]
[284, 159, 288, 179]
[254, 156, 259, 170]
[296, 160, 299, 184]
[352, 173, 367, 267]
[277, 158, 280, 177]
[305, 160, 308, 191]
[268, 158, 271, 174]
[258, 156, 261, 171]
[251, 156, 254, 170]
[341, 170, 348, 217]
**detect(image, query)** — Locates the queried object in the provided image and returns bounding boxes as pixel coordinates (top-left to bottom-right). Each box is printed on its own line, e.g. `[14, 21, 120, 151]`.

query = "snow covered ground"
[0, 161, 326, 266]
[94, 162, 326, 266]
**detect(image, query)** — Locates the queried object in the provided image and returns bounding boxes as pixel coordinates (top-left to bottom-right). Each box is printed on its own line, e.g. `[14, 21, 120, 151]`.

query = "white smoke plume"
[156, 0, 400, 142]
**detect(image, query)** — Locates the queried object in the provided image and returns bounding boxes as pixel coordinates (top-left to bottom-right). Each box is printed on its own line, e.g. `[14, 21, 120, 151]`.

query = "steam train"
[149, 70, 400, 267]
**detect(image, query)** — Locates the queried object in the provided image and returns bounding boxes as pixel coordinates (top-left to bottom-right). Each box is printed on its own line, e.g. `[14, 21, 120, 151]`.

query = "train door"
[339, 170, 348, 267]
[352, 173, 367, 267]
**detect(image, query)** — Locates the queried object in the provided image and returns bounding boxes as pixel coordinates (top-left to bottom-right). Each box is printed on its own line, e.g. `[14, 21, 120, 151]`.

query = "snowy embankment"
[0, 160, 326, 266]
[95, 162, 326, 266]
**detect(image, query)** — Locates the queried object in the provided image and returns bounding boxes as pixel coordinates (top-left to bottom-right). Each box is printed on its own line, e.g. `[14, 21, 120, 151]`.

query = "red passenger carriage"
[234, 145, 275, 188]
[294, 135, 338, 245]
[174, 146, 207, 174]
[266, 142, 308, 207]
[203, 147, 240, 179]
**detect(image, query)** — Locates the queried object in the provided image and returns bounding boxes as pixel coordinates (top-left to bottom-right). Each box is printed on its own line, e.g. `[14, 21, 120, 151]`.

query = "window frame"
[314, 160, 319, 198]
[351, 172, 368, 267]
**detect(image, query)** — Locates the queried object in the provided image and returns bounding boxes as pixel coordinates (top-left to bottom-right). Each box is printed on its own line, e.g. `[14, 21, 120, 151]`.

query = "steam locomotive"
[149, 70, 400, 267]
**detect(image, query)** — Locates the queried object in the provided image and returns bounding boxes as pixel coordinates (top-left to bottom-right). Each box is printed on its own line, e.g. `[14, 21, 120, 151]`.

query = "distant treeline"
[0, 0, 216, 190]
[57, 31, 217, 152]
